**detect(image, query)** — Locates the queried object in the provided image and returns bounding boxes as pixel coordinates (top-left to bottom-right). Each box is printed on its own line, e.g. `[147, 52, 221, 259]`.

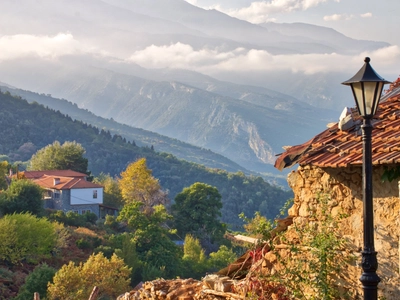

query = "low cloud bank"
[128, 42, 399, 76]
[1, 33, 398, 78]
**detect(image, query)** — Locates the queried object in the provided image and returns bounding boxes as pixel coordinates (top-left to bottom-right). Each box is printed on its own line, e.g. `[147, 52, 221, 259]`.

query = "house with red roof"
[23, 170, 109, 218]
[271, 78, 400, 298]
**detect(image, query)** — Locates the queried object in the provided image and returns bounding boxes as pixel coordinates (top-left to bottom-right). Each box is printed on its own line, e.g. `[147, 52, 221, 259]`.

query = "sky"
[0, 0, 399, 93]
[185, 0, 400, 47]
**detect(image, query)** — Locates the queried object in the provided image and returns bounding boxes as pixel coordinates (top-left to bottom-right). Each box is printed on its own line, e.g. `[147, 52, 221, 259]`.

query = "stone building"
[273, 79, 400, 299]
[24, 170, 106, 218]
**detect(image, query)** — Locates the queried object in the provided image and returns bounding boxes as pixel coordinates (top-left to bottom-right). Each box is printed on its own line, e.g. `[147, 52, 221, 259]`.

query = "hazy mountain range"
[0, 0, 392, 175]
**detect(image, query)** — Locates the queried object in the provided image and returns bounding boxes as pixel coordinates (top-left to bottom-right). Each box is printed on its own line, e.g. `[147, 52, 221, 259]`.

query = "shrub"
[76, 238, 91, 249]
[0, 213, 57, 264]
[208, 245, 237, 272]
[47, 253, 131, 300]
[0, 179, 43, 216]
[15, 263, 56, 300]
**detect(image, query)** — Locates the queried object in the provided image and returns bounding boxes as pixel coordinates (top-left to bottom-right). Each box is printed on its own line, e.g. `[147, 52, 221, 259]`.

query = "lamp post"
[342, 57, 391, 300]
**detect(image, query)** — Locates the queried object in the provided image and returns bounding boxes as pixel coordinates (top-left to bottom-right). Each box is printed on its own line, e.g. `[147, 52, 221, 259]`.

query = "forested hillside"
[0, 91, 292, 227]
[1, 85, 252, 175]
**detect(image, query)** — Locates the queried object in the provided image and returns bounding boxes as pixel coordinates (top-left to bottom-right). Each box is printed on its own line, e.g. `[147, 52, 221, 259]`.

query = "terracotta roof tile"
[24, 170, 88, 179]
[275, 77, 400, 170]
[31, 175, 102, 190]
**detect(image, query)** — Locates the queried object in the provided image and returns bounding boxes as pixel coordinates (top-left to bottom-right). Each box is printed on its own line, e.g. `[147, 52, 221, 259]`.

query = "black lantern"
[342, 57, 390, 300]
[342, 57, 391, 118]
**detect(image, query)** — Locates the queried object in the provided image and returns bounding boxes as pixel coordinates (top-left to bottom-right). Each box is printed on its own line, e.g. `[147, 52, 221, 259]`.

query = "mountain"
[0, 90, 293, 227]
[0, 61, 337, 174]
[0, 0, 391, 174]
[0, 83, 251, 175]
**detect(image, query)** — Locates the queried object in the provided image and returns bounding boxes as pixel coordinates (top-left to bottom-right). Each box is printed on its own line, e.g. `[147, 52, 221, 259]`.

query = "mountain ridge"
[0, 84, 255, 175]
[0, 89, 293, 226]
[0, 0, 391, 175]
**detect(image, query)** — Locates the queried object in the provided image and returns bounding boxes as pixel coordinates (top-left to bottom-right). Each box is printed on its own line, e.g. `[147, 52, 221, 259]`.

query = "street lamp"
[342, 57, 391, 300]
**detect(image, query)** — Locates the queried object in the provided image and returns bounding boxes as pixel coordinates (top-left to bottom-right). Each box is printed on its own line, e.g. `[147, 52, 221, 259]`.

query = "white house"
[23, 170, 108, 218]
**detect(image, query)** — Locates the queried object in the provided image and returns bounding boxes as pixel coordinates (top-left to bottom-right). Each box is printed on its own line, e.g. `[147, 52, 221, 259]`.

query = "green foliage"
[270, 194, 351, 299]
[381, 165, 400, 182]
[0, 179, 43, 216]
[181, 235, 208, 278]
[113, 234, 143, 286]
[0, 213, 57, 264]
[0, 88, 292, 229]
[47, 252, 131, 300]
[93, 173, 123, 208]
[118, 202, 182, 279]
[29, 141, 89, 174]
[95, 232, 144, 286]
[103, 215, 120, 232]
[47, 210, 97, 227]
[0, 161, 11, 190]
[208, 245, 237, 272]
[75, 238, 91, 250]
[172, 182, 225, 246]
[15, 263, 56, 300]
[240, 211, 274, 242]
[0, 267, 14, 299]
[84, 211, 98, 224]
[141, 264, 165, 282]
[119, 158, 168, 210]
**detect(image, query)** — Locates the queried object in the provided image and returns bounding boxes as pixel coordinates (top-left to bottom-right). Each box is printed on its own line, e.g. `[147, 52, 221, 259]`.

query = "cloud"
[0, 33, 105, 61]
[128, 43, 245, 69]
[323, 13, 354, 21]
[213, 0, 332, 24]
[324, 12, 372, 22]
[127, 43, 400, 76]
[360, 12, 372, 18]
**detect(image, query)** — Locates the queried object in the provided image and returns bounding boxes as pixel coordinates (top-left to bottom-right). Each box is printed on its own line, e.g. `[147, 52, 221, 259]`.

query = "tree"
[28, 141, 89, 174]
[93, 173, 123, 208]
[0, 160, 11, 190]
[15, 263, 56, 300]
[113, 234, 143, 286]
[208, 245, 237, 272]
[47, 253, 131, 300]
[181, 235, 208, 279]
[0, 179, 43, 216]
[119, 158, 168, 211]
[172, 182, 225, 247]
[0, 213, 57, 264]
[117, 202, 182, 279]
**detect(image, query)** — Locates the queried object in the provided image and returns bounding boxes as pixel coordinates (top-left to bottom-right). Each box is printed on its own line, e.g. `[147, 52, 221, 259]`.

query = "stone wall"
[269, 164, 400, 299]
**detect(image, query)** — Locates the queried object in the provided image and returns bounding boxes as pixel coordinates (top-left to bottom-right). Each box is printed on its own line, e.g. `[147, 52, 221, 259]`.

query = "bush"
[65, 211, 87, 227]
[15, 263, 56, 300]
[76, 238, 91, 250]
[94, 245, 115, 258]
[0, 213, 57, 264]
[46, 210, 89, 227]
[208, 245, 237, 272]
[0, 180, 43, 216]
[84, 212, 98, 224]
[47, 253, 131, 300]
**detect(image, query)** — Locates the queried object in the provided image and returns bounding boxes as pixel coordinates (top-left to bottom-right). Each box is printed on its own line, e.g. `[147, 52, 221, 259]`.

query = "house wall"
[70, 188, 103, 205]
[266, 165, 399, 299]
[44, 189, 102, 217]
[43, 189, 68, 211]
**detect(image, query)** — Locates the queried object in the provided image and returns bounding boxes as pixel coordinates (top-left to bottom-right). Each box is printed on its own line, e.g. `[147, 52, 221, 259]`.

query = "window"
[93, 190, 98, 199]
[54, 191, 60, 199]
[81, 209, 91, 215]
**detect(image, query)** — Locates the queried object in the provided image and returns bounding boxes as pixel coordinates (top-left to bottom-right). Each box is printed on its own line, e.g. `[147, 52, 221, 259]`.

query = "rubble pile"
[117, 275, 244, 300]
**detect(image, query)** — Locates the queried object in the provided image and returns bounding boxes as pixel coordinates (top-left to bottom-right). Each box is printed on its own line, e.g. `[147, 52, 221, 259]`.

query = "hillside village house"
[23, 170, 113, 218]
[272, 78, 400, 298]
